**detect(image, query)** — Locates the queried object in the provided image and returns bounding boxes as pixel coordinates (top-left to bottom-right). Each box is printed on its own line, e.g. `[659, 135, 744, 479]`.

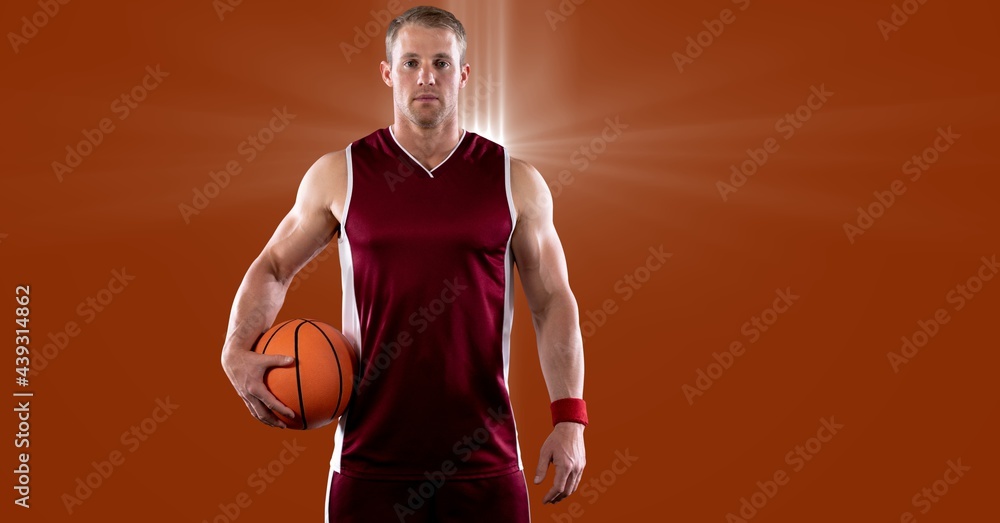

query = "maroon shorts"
[326, 469, 530, 523]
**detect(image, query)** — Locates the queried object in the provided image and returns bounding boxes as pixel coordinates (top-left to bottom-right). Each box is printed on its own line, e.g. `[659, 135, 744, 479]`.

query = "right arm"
[220, 150, 347, 428]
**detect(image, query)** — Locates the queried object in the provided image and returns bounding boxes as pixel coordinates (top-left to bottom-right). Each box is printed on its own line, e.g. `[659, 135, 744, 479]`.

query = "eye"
[403, 60, 417, 67]
[436, 61, 450, 68]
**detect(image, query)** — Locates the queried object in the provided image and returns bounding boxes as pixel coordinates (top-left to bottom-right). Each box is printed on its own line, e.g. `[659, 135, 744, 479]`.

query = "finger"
[246, 386, 295, 428]
[562, 470, 576, 499]
[249, 384, 296, 419]
[568, 460, 585, 496]
[544, 485, 566, 504]
[534, 447, 552, 484]
[544, 461, 571, 504]
[245, 391, 289, 429]
[552, 460, 571, 494]
[569, 466, 584, 496]
[567, 467, 583, 497]
[247, 395, 285, 428]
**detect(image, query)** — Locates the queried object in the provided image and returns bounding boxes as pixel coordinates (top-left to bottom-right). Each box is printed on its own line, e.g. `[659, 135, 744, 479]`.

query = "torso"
[330, 126, 523, 480]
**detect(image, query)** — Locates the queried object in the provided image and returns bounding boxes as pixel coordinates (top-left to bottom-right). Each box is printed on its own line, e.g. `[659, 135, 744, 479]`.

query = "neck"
[390, 118, 464, 170]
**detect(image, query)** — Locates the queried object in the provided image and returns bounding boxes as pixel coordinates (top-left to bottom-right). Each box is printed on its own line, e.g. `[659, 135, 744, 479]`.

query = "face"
[381, 25, 469, 129]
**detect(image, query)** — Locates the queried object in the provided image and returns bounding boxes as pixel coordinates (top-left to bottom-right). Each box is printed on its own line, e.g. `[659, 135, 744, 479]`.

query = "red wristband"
[550, 398, 588, 426]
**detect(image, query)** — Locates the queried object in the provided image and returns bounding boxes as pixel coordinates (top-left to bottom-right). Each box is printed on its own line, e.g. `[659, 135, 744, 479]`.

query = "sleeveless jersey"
[331, 126, 522, 480]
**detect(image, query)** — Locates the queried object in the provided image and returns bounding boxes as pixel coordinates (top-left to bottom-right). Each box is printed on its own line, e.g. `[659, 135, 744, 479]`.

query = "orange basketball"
[251, 319, 357, 430]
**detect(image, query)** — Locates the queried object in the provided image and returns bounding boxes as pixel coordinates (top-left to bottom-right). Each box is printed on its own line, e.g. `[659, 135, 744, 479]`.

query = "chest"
[346, 159, 512, 256]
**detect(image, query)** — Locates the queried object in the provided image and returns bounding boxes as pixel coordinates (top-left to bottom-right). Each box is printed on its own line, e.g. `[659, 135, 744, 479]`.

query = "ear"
[459, 63, 470, 89]
[379, 61, 392, 87]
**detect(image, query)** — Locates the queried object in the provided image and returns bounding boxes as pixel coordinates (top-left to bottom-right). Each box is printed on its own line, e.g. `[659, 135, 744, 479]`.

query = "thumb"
[534, 447, 551, 484]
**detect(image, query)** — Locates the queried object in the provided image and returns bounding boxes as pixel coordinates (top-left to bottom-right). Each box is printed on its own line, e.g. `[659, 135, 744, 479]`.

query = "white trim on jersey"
[332, 143, 362, 475]
[502, 149, 523, 471]
[502, 150, 516, 385]
[388, 124, 467, 178]
[324, 465, 335, 523]
[521, 470, 533, 523]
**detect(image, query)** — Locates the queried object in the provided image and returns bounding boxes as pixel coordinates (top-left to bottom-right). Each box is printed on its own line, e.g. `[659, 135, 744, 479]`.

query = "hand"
[221, 347, 296, 428]
[534, 422, 586, 504]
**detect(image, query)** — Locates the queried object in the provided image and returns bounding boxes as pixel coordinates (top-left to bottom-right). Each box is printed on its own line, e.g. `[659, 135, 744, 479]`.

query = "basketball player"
[221, 6, 586, 522]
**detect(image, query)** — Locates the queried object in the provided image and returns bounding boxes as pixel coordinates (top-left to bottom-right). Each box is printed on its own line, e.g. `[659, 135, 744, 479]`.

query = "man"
[221, 6, 586, 522]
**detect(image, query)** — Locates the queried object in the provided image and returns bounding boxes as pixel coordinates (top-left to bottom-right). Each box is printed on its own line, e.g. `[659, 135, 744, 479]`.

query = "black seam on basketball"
[258, 319, 295, 355]
[302, 319, 344, 424]
[293, 321, 308, 429]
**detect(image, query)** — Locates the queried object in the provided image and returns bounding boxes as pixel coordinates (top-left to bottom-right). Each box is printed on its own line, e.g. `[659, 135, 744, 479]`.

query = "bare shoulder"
[298, 149, 349, 223]
[509, 156, 552, 222]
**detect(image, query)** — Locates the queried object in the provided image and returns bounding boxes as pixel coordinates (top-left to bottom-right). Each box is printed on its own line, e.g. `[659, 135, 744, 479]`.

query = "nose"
[417, 65, 436, 86]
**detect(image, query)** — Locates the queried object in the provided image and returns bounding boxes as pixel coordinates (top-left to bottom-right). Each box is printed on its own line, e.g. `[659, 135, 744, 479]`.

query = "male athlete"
[221, 6, 586, 522]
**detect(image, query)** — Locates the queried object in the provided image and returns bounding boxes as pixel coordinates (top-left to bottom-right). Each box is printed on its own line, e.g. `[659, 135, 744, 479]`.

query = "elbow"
[529, 289, 579, 328]
[252, 252, 290, 289]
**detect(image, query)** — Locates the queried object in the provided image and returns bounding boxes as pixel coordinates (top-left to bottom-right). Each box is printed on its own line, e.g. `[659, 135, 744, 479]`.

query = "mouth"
[414, 94, 438, 102]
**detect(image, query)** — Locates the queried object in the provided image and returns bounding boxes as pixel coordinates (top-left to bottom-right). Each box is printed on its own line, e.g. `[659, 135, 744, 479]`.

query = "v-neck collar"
[388, 125, 467, 178]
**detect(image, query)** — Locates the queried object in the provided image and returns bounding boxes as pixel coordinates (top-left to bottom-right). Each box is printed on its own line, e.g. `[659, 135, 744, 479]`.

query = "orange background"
[2, 0, 998, 521]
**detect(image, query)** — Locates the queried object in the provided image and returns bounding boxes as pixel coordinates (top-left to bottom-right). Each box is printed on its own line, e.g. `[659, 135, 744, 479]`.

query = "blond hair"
[385, 6, 467, 65]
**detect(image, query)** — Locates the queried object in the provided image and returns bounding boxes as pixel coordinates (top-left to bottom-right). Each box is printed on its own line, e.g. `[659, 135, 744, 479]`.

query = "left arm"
[509, 157, 586, 504]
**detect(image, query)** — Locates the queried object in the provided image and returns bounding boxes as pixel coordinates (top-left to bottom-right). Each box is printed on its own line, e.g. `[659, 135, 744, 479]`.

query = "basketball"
[251, 318, 357, 430]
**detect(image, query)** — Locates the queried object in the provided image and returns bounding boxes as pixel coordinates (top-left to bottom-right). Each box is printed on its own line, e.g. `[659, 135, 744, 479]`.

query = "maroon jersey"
[331, 126, 521, 480]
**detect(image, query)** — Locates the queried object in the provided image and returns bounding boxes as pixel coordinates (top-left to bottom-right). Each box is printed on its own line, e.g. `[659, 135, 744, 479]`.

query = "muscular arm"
[510, 159, 584, 401]
[220, 150, 347, 428]
[509, 157, 586, 503]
